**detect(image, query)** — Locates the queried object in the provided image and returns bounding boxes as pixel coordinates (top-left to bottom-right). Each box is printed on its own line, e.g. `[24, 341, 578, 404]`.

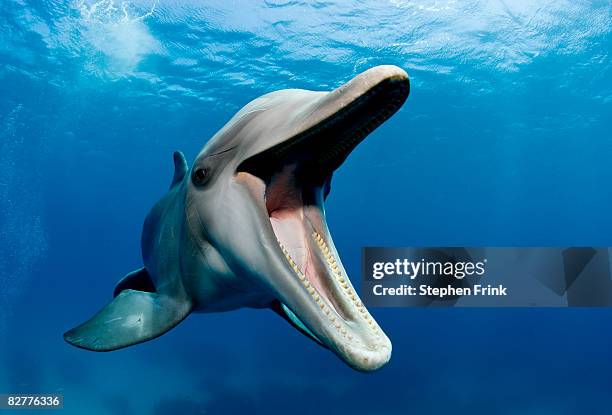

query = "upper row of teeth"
[277, 240, 351, 340]
[312, 231, 379, 333]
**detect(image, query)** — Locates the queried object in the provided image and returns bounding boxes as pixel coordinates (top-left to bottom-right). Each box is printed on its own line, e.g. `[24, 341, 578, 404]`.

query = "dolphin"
[64, 65, 410, 371]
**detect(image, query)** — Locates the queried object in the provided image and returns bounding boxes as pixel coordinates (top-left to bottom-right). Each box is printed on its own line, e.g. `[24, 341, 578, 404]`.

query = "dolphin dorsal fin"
[171, 151, 188, 188]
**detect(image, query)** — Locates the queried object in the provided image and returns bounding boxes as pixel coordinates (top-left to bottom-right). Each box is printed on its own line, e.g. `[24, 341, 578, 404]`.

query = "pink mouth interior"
[265, 163, 340, 313]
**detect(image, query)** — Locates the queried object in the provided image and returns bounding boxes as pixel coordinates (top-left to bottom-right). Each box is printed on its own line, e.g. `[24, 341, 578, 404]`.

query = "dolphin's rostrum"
[64, 65, 410, 371]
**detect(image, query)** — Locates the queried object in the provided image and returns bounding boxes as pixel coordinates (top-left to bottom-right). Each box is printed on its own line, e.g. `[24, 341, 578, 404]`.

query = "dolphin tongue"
[262, 162, 392, 371]
[266, 164, 343, 315]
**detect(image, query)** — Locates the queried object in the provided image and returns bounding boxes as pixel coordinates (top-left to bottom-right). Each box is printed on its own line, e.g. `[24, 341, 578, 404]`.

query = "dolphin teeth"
[276, 231, 378, 341]
[311, 231, 376, 330]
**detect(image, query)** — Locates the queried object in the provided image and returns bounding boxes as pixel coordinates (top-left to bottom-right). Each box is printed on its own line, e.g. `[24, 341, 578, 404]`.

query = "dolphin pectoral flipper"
[113, 267, 155, 297]
[270, 300, 325, 347]
[63, 290, 191, 352]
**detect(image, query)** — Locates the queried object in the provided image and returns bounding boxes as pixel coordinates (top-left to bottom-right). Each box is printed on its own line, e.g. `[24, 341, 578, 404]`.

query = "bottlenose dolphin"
[64, 65, 410, 371]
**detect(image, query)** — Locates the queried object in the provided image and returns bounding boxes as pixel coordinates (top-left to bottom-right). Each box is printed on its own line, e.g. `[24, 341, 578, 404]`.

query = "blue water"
[1, 0, 612, 413]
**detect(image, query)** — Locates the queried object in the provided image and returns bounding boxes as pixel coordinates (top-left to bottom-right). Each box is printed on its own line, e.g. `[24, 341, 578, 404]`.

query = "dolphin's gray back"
[63, 155, 193, 352]
[141, 180, 187, 296]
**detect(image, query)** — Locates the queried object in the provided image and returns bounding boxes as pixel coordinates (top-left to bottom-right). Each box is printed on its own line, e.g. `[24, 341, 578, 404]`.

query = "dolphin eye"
[192, 167, 209, 186]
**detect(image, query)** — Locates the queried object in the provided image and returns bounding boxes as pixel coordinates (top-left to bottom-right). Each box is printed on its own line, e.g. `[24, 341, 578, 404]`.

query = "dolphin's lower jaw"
[236, 67, 409, 371]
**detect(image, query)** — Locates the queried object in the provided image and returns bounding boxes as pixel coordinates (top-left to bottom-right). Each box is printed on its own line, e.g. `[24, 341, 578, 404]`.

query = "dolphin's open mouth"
[235, 67, 409, 371]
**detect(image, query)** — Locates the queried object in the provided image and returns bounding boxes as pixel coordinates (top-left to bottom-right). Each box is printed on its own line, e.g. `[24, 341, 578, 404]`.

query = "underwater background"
[1, 0, 612, 413]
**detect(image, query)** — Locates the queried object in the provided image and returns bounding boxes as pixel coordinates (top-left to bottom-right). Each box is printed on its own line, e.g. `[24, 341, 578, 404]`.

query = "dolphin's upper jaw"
[235, 66, 409, 371]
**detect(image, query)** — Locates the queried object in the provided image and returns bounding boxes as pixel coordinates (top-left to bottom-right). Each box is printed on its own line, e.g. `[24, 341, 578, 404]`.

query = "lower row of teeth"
[276, 233, 379, 337]
[312, 232, 379, 333]
[278, 240, 350, 339]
